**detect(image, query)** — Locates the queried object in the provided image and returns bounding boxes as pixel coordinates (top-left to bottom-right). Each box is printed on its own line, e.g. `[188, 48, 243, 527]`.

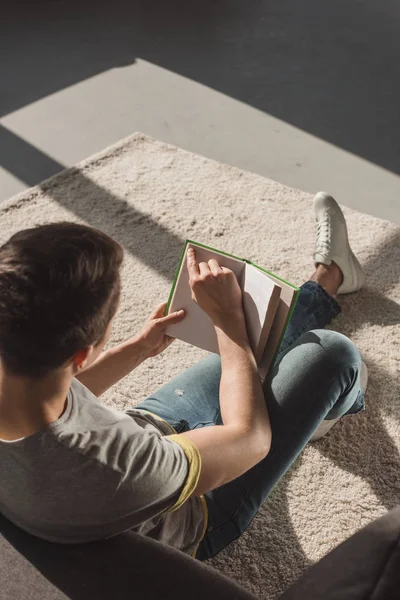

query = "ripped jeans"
[136, 282, 365, 560]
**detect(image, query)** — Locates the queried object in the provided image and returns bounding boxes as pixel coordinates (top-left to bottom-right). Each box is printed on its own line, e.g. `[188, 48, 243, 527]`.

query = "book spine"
[165, 241, 189, 315]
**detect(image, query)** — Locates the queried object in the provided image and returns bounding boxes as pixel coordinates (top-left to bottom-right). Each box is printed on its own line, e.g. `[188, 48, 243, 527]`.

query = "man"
[0, 193, 367, 559]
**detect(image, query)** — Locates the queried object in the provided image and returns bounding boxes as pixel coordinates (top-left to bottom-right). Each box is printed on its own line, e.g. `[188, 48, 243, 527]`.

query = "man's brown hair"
[0, 222, 123, 378]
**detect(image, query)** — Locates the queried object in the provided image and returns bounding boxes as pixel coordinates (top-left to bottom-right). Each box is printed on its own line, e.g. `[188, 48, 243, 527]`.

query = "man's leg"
[196, 328, 364, 560]
[137, 192, 365, 558]
[135, 266, 342, 433]
[136, 352, 222, 433]
[136, 268, 364, 561]
[136, 195, 353, 431]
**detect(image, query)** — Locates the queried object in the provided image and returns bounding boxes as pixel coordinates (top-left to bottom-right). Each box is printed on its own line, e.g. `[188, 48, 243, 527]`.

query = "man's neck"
[0, 364, 72, 441]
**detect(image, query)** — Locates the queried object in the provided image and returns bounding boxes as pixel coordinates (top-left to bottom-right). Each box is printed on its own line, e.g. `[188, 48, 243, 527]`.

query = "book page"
[242, 264, 281, 362]
[165, 242, 246, 354]
[257, 273, 298, 380]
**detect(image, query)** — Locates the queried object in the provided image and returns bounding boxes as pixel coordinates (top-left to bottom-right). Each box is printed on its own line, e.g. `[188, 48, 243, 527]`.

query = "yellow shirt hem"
[135, 409, 209, 546]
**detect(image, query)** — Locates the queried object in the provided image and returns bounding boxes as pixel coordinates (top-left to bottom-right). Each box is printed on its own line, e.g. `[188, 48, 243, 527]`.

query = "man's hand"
[137, 302, 185, 358]
[187, 246, 244, 330]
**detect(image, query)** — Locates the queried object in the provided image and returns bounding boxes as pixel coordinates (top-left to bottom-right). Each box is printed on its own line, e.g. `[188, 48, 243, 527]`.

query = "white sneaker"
[311, 361, 368, 442]
[314, 192, 366, 294]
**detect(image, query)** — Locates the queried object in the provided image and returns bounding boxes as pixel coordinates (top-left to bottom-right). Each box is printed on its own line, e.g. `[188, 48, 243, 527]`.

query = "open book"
[165, 241, 300, 379]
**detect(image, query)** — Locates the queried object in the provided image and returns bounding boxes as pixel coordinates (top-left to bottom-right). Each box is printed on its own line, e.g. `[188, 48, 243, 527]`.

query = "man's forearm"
[215, 316, 271, 447]
[76, 336, 149, 397]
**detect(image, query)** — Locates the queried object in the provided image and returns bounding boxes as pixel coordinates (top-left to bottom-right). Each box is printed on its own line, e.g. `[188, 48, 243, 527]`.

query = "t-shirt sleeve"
[111, 428, 202, 521]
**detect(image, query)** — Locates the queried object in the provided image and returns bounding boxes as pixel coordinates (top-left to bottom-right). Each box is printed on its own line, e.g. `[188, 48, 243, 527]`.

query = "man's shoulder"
[46, 379, 158, 471]
[68, 378, 142, 430]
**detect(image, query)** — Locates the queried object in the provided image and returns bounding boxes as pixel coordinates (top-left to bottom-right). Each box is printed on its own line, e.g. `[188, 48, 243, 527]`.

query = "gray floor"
[1, 0, 399, 223]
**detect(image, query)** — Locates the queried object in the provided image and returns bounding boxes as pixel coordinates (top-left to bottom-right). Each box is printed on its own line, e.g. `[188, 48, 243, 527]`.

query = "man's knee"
[308, 329, 361, 371]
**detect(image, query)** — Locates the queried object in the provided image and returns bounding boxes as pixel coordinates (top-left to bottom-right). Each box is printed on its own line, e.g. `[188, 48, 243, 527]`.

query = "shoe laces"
[316, 211, 332, 256]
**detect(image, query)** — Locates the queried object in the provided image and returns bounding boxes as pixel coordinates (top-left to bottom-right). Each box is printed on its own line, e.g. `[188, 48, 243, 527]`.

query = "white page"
[165, 243, 246, 354]
[258, 273, 298, 380]
[242, 263, 281, 360]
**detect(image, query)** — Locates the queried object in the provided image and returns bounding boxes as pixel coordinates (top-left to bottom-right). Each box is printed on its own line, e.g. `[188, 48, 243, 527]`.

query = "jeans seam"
[304, 281, 341, 315]
[204, 491, 249, 536]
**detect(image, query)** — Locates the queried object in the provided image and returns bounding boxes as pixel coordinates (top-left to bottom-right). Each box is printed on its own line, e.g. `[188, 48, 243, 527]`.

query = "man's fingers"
[156, 309, 185, 327]
[208, 259, 222, 275]
[199, 262, 210, 276]
[187, 247, 199, 279]
[220, 266, 233, 275]
[149, 302, 167, 320]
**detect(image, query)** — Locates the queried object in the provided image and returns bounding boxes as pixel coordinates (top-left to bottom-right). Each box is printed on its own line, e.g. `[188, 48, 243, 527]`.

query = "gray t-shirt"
[0, 378, 207, 556]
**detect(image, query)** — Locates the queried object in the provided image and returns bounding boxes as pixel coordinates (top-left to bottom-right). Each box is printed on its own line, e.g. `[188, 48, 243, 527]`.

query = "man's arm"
[182, 315, 271, 494]
[170, 249, 272, 495]
[76, 336, 149, 397]
[76, 304, 185, 397]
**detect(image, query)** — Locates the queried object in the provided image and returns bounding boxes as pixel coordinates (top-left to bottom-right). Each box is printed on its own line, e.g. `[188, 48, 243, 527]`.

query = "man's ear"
[71, 347, 94, 372]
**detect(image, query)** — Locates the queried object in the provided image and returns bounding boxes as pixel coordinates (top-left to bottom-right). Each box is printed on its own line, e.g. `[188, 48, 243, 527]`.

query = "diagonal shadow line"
[2, 0, 400, 177]
[213, 357, 400, 596]
[312, 281, 400, 511]
[211, 462, 312, 600]
[0, 126, 185, 280]
[41, 168, 185, 281]
[340, 289, 400, 328]
[0, 125, 62, 183]
[314, 361, 400, 513]
[234, 360, 400, 597]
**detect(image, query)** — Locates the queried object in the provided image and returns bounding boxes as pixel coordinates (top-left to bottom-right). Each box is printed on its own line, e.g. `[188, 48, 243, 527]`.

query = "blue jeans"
[136, 282, 365, 560]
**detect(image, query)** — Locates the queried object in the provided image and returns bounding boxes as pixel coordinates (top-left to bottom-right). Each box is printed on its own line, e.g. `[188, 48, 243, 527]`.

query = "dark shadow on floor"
[315, 361, 400, 512]
[1, 0, 400, 176]
[0, 126, 62, 183]
[0, 127, 184, 279]
[211, 459, 312, 599]
[340, 289, 400, 327]
[317, 250, 400, 511]
[40, 170, 186, 282]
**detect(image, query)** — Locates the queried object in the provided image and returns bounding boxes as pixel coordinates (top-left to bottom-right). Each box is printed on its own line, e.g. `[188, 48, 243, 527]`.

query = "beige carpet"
[1, 133, 399, 598]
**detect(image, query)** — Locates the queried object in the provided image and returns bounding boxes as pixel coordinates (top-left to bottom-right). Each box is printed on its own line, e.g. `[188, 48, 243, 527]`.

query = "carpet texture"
[1, 133, 399, 599]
